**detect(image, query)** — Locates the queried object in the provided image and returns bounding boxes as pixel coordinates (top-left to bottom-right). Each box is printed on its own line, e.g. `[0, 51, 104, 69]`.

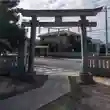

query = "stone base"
[68, 76, 82, 101]
[79, 72, 96, 85]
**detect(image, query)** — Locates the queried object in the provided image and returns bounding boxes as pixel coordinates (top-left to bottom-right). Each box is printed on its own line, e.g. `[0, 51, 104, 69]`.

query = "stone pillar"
[28, 16, 37, 73]
[80, 16, 95, 84]
[68, 76, 82, 102]
[80, 16, 87, 65]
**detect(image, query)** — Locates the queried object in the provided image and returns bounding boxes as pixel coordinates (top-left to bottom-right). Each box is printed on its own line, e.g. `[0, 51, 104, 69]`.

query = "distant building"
[90, 39, 104, 55]
[106, 43, 110, 53]
[36, 30, 104, 57]
[38, 30, 92, 53]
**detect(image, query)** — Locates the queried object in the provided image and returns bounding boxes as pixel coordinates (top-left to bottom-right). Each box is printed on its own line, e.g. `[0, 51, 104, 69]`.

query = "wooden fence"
[84, 56, 110, 76]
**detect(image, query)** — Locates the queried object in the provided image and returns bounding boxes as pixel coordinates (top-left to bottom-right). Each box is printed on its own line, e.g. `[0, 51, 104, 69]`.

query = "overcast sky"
[18, 0, 110, 42]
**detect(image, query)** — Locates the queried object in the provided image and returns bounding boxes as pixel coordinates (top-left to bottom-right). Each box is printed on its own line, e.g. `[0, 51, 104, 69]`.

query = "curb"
[93, 76, 110, 86]
[37, 57, 81, 61]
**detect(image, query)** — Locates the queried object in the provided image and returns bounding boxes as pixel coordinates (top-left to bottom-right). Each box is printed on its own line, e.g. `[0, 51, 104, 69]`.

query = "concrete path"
[0, 75, 70, 110]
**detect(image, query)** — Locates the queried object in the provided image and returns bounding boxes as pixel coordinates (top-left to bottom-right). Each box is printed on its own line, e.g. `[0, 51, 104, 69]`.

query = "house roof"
[38, 30, 92, 41]
[91, 39, 103, 44]
[26, 37, 41, 45]
[38, 30, 81, 38]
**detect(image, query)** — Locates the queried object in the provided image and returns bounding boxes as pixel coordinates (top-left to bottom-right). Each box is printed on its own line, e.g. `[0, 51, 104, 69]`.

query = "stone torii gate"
[18, 7, 102, 74]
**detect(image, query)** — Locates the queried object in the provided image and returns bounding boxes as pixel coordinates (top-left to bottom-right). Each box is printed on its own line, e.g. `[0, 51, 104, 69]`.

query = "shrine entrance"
[18, 7, 103, 74]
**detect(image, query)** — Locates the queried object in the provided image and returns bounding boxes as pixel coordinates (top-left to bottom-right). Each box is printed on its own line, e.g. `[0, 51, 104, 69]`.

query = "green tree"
[0, 0, 25, 52]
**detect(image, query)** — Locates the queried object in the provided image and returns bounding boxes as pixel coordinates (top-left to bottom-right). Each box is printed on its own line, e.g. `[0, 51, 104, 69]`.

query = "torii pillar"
[80, 16, 88, 74]
[80, 16, 94, 84]
[28, 15, 37, 73]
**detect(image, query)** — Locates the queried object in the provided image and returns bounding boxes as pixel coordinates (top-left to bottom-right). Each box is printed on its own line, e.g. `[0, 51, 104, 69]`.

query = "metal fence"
[84, 56, 110, 76]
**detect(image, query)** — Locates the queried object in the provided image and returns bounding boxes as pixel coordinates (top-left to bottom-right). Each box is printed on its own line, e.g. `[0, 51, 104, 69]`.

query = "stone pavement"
[0, 75, 70, 110]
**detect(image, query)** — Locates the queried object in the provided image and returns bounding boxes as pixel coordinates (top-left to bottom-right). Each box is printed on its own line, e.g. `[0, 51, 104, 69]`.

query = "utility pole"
[105, 6, 108, 56]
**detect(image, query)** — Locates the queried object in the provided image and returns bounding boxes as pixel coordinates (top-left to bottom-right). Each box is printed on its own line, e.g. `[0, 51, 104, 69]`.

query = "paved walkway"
[0, 75, 70, 110]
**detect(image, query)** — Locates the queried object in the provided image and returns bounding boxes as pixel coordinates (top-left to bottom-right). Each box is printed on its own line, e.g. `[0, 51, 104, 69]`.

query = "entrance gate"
[18, 7, 103, 73]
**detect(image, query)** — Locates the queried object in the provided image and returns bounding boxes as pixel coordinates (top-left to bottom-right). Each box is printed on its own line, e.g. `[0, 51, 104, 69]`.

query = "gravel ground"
[38, 83, 110, 110]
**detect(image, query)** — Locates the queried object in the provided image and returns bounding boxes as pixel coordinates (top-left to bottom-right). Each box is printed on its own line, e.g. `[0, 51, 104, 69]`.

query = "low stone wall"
[46, 52, 81, 58]
[39, 52, 94, 58]
[0, 55, 17, 75]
